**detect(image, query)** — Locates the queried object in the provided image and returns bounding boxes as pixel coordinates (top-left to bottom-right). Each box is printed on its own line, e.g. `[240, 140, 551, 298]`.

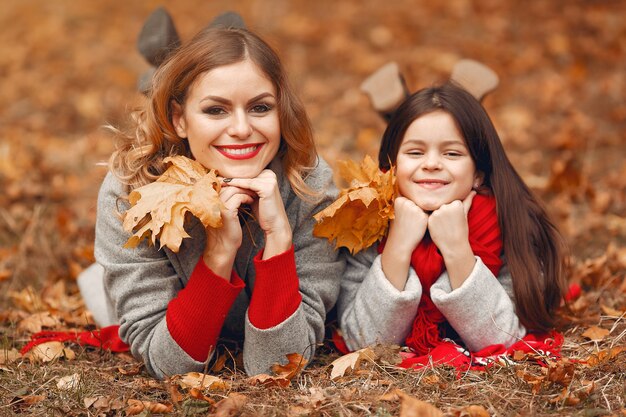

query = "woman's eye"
[203, 107, 226, 116]
[250, 103, 272, 113]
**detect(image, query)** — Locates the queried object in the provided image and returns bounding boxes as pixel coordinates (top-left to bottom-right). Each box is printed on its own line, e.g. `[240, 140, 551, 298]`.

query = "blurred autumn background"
[1, 0, 625, 416]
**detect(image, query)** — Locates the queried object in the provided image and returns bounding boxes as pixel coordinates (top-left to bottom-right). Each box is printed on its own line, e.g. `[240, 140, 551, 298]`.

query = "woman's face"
[395, 110, 480, 211]
[172, 59, 281, 178]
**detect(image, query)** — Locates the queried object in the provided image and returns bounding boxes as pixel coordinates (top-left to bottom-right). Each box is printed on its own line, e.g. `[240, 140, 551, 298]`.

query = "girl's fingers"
[462, 190, 477, 216]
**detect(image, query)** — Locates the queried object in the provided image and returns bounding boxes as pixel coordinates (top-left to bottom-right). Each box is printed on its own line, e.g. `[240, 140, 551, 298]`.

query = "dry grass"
[1, 0, 626, 415]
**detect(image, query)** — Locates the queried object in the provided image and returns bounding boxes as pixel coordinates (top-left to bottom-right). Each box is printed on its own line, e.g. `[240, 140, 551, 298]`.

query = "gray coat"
[94, 157, 344, 379]
[338, 245, 526, 352]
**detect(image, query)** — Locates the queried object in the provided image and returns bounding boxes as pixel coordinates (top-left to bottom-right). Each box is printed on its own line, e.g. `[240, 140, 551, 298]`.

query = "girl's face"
[395, 110, 480, 211]
[172, 59, 281, 178]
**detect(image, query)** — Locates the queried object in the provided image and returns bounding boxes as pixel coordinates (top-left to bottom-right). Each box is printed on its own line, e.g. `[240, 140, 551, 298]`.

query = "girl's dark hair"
[379, 82, 567, 332]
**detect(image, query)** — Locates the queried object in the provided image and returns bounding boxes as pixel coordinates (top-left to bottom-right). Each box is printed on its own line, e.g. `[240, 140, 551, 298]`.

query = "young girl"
[83, 27, 344, 379]
[338, 82, 567, 356]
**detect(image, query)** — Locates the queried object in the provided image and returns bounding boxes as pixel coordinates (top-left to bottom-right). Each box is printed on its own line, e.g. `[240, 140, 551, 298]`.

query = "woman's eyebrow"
[199, 92, 275, 105]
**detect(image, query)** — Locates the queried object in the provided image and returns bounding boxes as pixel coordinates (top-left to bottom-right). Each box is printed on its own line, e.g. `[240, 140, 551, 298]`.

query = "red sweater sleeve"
[248, 245, 302, 329]
[166, 258, 244, 362]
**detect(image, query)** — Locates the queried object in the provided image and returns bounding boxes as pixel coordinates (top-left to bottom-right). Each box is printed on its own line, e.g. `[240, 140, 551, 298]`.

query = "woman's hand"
[381, 197, 429, 290]
[428, 191, 476, 289]
[222, 170, 292, 259]
[203, 185, 255, 279]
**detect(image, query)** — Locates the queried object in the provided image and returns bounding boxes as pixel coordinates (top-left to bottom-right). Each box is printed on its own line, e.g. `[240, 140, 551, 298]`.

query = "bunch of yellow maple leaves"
[124, 154, 397, 255]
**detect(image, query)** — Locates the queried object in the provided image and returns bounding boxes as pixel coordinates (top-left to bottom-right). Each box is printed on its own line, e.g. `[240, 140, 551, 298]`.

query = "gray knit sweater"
[338, 245, 526, 351]
[94, 157, 344, 379]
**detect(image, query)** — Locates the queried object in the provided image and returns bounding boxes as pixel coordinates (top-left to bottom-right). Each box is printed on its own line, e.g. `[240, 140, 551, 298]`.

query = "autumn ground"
[0, 0, 625, 415]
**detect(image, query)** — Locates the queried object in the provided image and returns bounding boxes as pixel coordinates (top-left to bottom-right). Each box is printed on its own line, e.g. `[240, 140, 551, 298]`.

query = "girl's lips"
[215, 143, 264, 160]
[416, 179, 449, 189]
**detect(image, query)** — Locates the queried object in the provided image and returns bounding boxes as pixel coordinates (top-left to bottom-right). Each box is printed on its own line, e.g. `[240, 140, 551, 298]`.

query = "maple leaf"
[172, 372, 230, 391]
[314, 155, 397, 254]
[329, 347, 377, 380]
[126, 399, 173, 416]
[582, 325, 610, 341]
[122, 155, 225, 252]
[396, 390, 443, 417]
[248, 353, 308, 388]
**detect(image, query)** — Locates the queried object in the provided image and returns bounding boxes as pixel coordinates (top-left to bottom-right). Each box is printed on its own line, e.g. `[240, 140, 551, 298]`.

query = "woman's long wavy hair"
[110, 27, 317, 197]
[379, 82, 568, 332]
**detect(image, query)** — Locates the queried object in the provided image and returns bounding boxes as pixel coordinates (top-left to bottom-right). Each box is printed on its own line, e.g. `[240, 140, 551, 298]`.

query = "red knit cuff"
[166, 258, 244, 361]
[248, 245, 302, 329]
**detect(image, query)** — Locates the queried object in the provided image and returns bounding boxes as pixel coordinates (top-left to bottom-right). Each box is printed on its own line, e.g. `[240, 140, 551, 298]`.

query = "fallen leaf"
[17, 311, 60, 334]
[584, 346, 626, 366]
[516, 369, 546, 394]
[57, 373, 81, 391]
[123, 155, 224, 252]
[0, 348, 21, 365]
[600, 305, 625, 317]
[8, 287, 44, 313]
[547, 358, 576, 386]
[126, 399, 173, 415]
[329, 347, 377, 380]
[247, 373, 291, 388]
[118, 363, 143, 376]
[248, 353, 308, 387]
[314, 155, 396, 254]
[271, 352, 308, 380]
[397, 390, 443, 417]
[582, 325, 610, 341]
[27, 341, 75, 362]
[212, 393, 247, 417]
[452, 405, 490, 417]
[0, 269, 11, 282]
[173, 372, 230, 391]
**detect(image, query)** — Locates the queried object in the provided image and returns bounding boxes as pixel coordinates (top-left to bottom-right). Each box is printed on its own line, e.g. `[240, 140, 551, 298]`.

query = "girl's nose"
[227, 109, 253, 139]
[422, 152, 442, 170]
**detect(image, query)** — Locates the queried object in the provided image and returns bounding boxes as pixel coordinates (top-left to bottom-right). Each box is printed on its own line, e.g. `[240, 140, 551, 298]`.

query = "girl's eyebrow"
[199, 92, 276, 105]
[401, 138, 466, 147]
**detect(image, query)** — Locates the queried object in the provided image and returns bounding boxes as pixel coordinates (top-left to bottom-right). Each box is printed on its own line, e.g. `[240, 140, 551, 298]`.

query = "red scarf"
[378, 194, 503, 355]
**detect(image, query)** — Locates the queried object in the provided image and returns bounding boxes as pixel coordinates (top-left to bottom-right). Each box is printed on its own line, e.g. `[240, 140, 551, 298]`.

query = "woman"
[85, 26, 343, 379]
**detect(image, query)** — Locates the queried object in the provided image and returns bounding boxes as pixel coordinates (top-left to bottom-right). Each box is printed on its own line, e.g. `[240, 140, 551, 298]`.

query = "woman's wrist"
[202, 247, 236, 280]
[262, 227, 292, 260]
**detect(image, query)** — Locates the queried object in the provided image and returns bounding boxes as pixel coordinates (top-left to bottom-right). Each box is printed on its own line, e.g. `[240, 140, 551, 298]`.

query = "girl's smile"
[395, 110, 480, 211]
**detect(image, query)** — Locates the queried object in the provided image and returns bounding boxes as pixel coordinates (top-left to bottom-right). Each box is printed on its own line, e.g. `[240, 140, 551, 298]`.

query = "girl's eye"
[203, 107, 226, 116]
[250, 103, 273, 113]
[406, 150, 424, 156]
[444, 151, 463, 157]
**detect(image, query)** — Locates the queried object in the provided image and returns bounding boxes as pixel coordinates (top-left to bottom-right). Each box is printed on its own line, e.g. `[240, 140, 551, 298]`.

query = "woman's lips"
[214, 143, 264, 160]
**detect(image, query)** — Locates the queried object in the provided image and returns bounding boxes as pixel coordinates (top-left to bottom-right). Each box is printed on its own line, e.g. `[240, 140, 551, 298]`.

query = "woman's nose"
[227, 109, 253, 139]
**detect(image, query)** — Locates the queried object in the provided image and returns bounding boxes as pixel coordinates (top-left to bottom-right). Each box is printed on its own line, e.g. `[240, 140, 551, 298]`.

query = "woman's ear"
[171, 100, 187, 138]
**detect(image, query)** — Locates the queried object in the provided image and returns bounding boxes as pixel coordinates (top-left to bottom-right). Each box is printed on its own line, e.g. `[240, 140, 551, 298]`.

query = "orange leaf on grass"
[122, 156, 224, 252]
[126, 399, 173, 416]
[248, 353, 308, 388]
[582, 325, 610, 341]
[314, 155, 396, 254]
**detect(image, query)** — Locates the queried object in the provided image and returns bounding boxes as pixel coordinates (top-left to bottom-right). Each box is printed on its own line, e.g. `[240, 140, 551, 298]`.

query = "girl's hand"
[428, 191, 476, 289]
[222, 170, 292, 259]
[203, 185, 256, 279]
[381, 197, 429, 290]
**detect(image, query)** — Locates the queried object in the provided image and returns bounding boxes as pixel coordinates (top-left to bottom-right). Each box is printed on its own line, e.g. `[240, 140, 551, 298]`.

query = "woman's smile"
[214, 143, 265, 160]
